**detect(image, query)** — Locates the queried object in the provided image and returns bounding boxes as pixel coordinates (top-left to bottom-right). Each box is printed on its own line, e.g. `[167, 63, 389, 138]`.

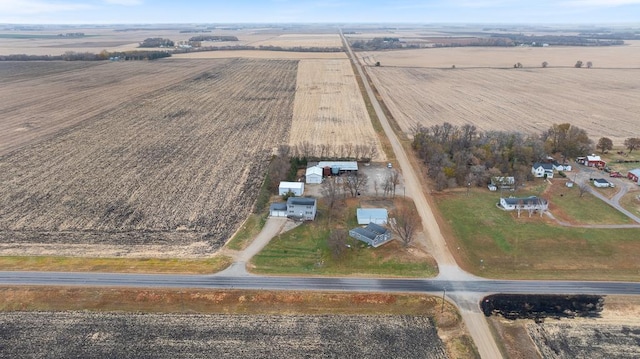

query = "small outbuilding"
[628, 169, 640, 184]
[305, 166, 323, 184]
[279, 181, 304, 196]
[356, 208, 388, 225]
[593, 178, 614, 188]
[317, 161, 358, 175]
[349, 223, 392, 247]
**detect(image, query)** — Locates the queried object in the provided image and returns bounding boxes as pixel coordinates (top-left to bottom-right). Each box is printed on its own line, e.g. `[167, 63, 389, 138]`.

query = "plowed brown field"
[369, 67, 640, 143]
[0, 58, 298, 257]
[0, 60, 231, 155]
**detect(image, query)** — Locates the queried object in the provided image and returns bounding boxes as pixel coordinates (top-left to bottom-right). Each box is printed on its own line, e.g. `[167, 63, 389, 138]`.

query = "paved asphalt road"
[1, 271, 639, 296]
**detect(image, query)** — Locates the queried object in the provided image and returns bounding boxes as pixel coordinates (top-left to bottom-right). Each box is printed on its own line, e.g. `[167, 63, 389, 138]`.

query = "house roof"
[357, 208, 388, 220]
[270, 203, 287, 211]
[587, 155, 603, 162]
[629, 169, 640, 177]
[287, 197, 316, 206]
[350, 223, 389, 241]
[317, 161, 358, 171]
[501, 196, 547, 205]
[594, 178, 610, 184]
[532, 162, 554, 170]
[351, 227, 378, 240]
[305, 166, 323, 176]
[365, 223, 389, 235]
[279, 181, 303, 189]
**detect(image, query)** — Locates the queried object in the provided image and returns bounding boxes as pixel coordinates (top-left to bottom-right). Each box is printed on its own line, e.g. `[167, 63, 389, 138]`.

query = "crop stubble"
[0, 312, 446, 358]
[0, 60, 230, 155]
[289, 59, 385, 160]
[0, 58, 298, 257]
[368, 67, 640, 143]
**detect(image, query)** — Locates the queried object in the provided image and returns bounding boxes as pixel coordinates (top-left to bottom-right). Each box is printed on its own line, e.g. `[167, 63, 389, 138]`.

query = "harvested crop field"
[0, 60, 231, 155]
[527, 322, 640, 358]
[358, 40, 640, 68]
[368, 67, 640, 143]
[290, 59, 385, 160]
[251, 33, 343, 48]
[0, 312, 447, 358]
[0, 58, 298, 257]
[173, 50, 346, 60]
[489, 296, 640, 358]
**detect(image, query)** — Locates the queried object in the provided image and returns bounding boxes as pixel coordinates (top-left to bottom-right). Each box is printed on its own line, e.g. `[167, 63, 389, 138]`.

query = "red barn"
[586, 155, 606, 168]
[628, 169, 640, 183]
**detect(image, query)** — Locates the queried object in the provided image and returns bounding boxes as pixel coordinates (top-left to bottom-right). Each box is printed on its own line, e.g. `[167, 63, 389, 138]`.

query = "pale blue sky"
[1, 0, 639, 24]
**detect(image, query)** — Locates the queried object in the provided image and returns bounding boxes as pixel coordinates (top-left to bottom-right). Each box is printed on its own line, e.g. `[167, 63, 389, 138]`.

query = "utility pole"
[441, 288, 446, 313]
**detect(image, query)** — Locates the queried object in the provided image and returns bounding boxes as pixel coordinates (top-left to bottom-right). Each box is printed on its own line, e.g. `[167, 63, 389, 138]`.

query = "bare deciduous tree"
[542, 61, 548, 68]
[390, 207, 420, 247]
[578, 181, 590, 198]
[328, 229, 347, 259]
[321, 177, 342, 218]
[343, 172, 368, 197]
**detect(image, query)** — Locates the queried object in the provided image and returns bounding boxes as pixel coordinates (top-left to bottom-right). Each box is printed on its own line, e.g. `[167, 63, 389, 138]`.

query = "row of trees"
[411, 122, 593, 190]
[188, 35, 238, 42]
[289, 141, 379, 163]
[596, 137, 640, 153]
[0, 50, 171, 62]
[139, 38, 174, 48]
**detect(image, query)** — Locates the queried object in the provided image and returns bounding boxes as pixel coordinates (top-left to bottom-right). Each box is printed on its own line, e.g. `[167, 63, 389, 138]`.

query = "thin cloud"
[560, 0, 640, 7]
[0, 0, 93, 15]
[103, 0, 143, 5]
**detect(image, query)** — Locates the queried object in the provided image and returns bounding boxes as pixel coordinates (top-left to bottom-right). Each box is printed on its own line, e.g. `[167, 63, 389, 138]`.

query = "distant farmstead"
[349, 223, 392, 247]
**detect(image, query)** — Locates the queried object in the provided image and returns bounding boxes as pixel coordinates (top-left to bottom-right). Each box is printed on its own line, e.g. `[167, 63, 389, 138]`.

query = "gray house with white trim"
[349, 223, 392, 247]
[286, 197, 317, 221]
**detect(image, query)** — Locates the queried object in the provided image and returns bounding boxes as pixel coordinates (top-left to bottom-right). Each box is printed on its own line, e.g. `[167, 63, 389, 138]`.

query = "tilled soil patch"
[0, 312, 447, 359]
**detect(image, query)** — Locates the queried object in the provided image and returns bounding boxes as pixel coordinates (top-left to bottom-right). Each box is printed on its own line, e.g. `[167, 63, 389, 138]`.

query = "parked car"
[610, 171, 623, 178]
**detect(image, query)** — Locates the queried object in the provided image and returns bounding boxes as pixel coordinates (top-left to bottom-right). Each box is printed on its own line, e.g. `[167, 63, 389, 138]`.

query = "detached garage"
[279, 181, 304, 196]
[305, 166, 323, 184]
[357, 208, 388, 225]
[269, 203, 288, 217]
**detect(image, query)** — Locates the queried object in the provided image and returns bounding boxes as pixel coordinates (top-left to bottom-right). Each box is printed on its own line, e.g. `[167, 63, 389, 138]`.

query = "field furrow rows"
[289, 59, 385, 160]
[0, 59, 298, 256]
[369, 67, 640, 143]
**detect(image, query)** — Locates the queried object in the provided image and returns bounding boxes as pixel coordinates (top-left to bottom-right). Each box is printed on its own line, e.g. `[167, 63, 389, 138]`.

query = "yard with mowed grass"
[542, 179, 633, 224]
[435, 188, 640, 281]
[250, 198, 437, 277]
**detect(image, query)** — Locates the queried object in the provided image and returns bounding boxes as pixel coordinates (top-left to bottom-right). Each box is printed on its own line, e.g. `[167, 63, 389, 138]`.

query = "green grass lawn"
[226, 214, 267, 251]
[0, 256, 232, 274]
[250, 198, 437, 278]
[545, 182, 633, 224]
[436, 189, 640, 281]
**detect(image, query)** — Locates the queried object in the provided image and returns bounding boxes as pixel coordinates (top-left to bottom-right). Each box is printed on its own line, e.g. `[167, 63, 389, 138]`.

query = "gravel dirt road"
[341, 30, 503, 359]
